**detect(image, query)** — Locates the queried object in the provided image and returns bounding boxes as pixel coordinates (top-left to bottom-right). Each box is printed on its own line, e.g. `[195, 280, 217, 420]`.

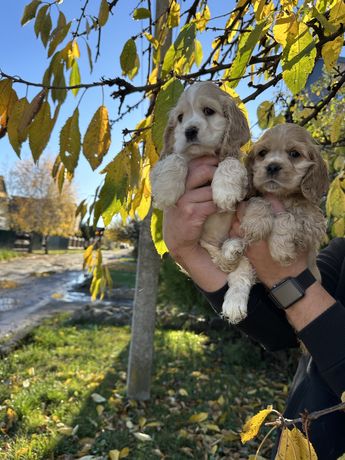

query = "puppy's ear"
[244, 147, 256, 198]
[219, 97, 250, 160]
[301, 144, 329, 203]
[160, 111, 176, 159]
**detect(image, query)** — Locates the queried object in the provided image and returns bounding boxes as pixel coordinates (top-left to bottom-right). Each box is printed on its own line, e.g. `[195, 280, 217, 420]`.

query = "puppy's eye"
[203, 107, 215, 116]
[258, 149, 267, 158]
[289, 150, 301, 159]
[177, 114, 183, 123]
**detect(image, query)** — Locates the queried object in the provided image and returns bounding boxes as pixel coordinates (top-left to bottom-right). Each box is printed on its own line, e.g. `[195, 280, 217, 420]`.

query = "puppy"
[150, 81, 251, 309]
[222, 123, 329, 323]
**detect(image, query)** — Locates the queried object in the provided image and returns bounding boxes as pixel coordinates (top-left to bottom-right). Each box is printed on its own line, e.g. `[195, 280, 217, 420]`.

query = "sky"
[0, 0, 283, 204]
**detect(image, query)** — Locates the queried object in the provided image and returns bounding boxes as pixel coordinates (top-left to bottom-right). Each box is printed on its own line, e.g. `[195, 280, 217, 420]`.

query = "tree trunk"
[127, 0, 171, 400]
[126, 210, 161, 400]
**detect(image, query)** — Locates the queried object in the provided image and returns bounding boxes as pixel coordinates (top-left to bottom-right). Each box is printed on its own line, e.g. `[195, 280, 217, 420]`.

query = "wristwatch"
[268, 268, 316, 310]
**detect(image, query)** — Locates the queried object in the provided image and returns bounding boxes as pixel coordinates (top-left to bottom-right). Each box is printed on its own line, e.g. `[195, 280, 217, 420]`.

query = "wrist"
[285, 282, 335, 331]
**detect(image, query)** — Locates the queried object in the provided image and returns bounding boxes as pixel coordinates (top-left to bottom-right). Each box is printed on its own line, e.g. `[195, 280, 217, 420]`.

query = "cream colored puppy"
[222, 124, 329, 323]
[150, 81, 251, 317]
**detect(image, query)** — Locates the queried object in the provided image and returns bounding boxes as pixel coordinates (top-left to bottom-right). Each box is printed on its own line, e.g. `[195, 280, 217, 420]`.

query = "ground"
[0, 249, 130, 339]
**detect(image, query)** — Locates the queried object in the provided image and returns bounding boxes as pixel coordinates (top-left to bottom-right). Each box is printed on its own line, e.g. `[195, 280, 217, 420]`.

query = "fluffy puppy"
[222, 123, 329, 323]
[150, 81, 251, 307]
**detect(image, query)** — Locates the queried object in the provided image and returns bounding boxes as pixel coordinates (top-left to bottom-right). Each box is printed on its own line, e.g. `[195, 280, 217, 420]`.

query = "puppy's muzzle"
[185, 126, 198, 142]
[266, 162, 282, 176]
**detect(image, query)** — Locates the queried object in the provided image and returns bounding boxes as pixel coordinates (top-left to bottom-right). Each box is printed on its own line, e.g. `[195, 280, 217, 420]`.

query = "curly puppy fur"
[222, 123, 329, 323]
[150, 81, 251, 314]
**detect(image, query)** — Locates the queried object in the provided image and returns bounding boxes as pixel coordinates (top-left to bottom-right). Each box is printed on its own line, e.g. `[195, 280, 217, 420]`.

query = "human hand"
[163, 155, 219, 259]
[230, 196, 308, 288]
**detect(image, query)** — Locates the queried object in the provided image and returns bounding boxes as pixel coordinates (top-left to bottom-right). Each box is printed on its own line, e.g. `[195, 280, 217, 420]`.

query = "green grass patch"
[108, 258, 137, 288]
[0, 250, 26, 262]
[0, 314, 294, 460]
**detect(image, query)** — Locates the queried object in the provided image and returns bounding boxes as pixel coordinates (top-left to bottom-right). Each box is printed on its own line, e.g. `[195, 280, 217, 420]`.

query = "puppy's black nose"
[185, 126, 198, 142]
[266, 163, 282, 176]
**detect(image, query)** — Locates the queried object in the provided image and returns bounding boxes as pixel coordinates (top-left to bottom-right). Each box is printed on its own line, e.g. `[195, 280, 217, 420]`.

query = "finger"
[186, 164, 218, 190]
[180, 186, 213, 204]
[236, 201, 248, 221]
[188, 155, 219, 169]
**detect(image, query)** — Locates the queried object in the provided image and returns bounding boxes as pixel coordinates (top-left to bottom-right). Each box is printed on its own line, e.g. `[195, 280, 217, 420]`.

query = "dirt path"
[0, 249, 131, 339]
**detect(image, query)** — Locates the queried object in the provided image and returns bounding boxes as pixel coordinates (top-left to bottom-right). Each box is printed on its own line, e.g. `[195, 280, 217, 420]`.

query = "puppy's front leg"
[240, 197, 273, 243]
[212, 157, 248, 211]
[150, 154, 188, 209]
[268, 213, 298, 266]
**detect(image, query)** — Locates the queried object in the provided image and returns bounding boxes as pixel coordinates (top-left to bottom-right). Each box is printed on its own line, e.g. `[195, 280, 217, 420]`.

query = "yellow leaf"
[341, 392, 345, 403]
[253, 0, 274, 22]
[179, 388, 188, 396]
[83, 105, 111, 170]
[188, 412, 208, 424]
[240, 407, 273, 443]
[329, 0, 345, 26]
[96, 405, 104, 416]
[59, 108, 81, 173]
[206, 423, 220, 432]
[151, 208, 168, 256]
[332, 218, 345, 238]
[195, 5, 211, 31]
[144, 33, 159, 50]
[167, 0, 180, 28]
[273, 12, 298, 46]
[29, 100, 57, 162]
[326, 177, 345, 218]
[133, 432, 152, 442]
[322, 35, 343, 72]
[119, 447, 130, 458]
[330, 112, 344, 144]
[282, 22, 317, 95]
[275, 427, 317, 459]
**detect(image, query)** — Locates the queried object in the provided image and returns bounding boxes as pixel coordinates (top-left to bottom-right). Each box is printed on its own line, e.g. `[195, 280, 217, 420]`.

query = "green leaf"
[282, 22, 317, 95]
[151, 208, 168, 256]
[98, 0, 109, 27]
[7, 98, 30, 156]
[152, 78, 184, 153]
[28, 101, 54, 162]
[70, 60, 81, 96]
[40, 11, 52, 48]
[34, 4, 49, 37]
[120, 39, 140, 80]
[59, 108, 81, 173]
[225, 20, 267, 88]
[83, 106, 111, 170]
[133, 8, 151, 20]
[51, 62, 67, 104]
[21, 0, 41, 26]
[162, 23, 196, 78]
[257, 101, 276, 129]
[48, 22, 71, 57]
[86, 42, 93, 73]
[330, 113, 343, 143]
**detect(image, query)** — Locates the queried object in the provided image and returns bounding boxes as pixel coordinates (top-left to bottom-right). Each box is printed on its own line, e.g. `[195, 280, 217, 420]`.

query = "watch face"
[270, 279, 304, 309]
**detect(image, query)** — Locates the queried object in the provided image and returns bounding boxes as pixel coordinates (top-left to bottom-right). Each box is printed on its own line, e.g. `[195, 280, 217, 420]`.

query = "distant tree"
[8, 159, 77, 253]
[104, 218, 140, 256]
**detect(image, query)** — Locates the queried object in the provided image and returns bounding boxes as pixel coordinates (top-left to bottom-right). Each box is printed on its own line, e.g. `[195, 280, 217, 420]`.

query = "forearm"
[285, 281, 336, 332]
[170, 244, 227, 292]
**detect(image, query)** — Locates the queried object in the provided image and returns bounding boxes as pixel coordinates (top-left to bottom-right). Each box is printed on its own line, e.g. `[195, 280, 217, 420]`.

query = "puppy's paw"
[222, 238, 245, 263]
[222, 289, 248, 324]
[150, 155, 188, 209]
[212, 158, 247, 211]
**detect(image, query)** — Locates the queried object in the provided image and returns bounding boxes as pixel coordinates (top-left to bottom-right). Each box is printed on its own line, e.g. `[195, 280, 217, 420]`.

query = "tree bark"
[126, 0, 171, 400]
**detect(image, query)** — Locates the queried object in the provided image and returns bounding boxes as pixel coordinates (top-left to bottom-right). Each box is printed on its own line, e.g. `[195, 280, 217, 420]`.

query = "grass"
[0, 314, 294, 460]
[0, 250, 26, 262]
[108, 258, 137, 288]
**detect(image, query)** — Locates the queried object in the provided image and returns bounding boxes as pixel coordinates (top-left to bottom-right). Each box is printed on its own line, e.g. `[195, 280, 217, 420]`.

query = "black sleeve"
[298, 301, 345, 398]
[198, 282, 299, 351]
[297, 237, 345, 398]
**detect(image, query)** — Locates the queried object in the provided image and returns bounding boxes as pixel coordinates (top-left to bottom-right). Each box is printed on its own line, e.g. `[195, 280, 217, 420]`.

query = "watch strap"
[294, 268, 316, 290]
